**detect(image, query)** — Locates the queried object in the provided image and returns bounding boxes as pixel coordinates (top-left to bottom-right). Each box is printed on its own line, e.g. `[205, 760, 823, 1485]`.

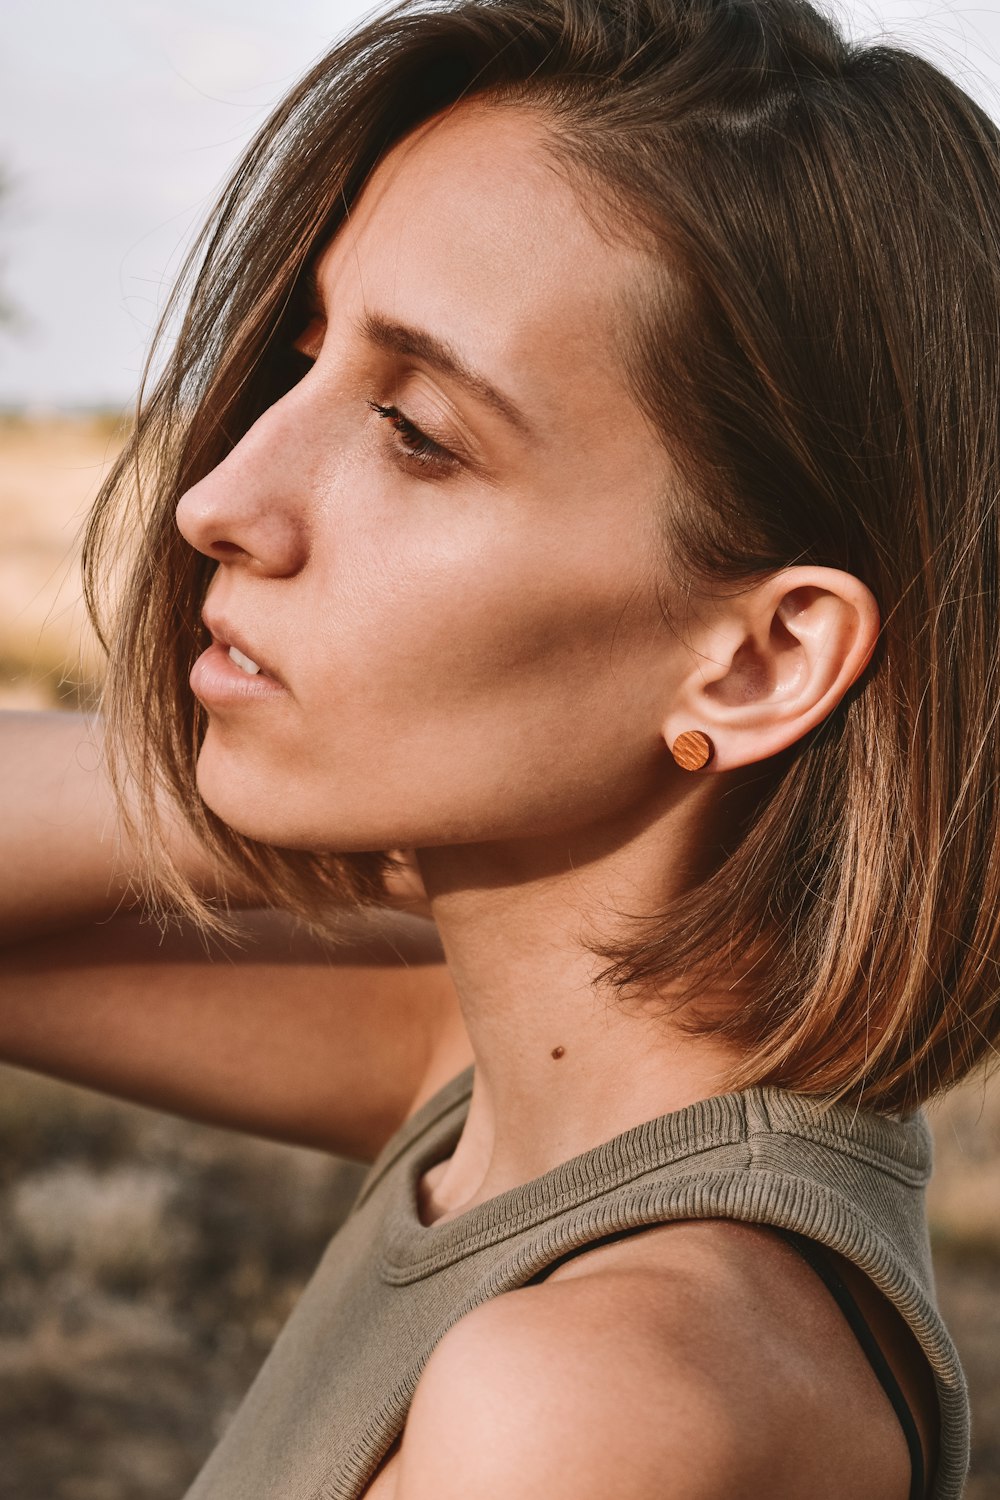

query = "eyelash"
[285, 314, 461, 476]
[366, 400, 458, 473]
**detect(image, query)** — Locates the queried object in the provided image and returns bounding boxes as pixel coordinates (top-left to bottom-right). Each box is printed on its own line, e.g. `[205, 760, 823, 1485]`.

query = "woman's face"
[177, 102, 692, 852]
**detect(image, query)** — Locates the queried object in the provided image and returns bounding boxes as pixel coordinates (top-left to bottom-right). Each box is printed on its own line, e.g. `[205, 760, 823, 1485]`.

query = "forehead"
[314, 102, 648, 419]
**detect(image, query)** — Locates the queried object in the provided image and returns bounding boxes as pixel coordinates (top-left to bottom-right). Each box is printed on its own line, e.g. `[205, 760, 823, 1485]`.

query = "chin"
[193, 725, 424, 853]
[194, 756, 381, 853]
[194, 738, 288, 845]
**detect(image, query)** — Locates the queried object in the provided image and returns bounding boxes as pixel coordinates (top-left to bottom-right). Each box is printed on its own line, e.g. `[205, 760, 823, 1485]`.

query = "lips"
[189, 611, 288, 707]
[201, 613, 283, 686]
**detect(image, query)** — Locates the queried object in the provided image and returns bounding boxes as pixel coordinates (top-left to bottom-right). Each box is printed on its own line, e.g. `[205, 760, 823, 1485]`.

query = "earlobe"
[665, 567, 880, 773]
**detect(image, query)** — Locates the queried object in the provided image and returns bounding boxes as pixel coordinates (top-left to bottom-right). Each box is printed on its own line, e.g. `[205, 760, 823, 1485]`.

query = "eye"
[368, 400, 460, 474]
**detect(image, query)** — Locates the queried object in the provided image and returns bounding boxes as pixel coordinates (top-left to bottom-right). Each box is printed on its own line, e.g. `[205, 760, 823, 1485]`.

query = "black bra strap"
[777, 1229, 926, 1500]
[526, 1221, 927, 1500]
[524, 1223, 659, 1285]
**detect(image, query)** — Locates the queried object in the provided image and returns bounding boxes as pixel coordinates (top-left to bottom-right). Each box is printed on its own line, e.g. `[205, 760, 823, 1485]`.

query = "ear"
[664, 567, 880, 772]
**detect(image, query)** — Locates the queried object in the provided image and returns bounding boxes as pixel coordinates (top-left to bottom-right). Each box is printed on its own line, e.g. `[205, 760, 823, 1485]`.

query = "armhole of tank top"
[526, 1222, 928, 1500]
[776, 1228, 927, 1500]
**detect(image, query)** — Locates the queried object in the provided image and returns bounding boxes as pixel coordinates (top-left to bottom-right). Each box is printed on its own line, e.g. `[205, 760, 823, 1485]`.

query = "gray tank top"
[182, 1064, 969, 1500]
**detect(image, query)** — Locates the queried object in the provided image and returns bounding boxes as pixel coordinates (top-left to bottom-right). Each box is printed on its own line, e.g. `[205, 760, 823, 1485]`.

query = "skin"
[174, 101, 897, 1495]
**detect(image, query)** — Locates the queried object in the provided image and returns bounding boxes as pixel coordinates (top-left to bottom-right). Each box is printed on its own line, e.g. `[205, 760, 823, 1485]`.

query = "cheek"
[196, 497, 673, 851]
[310, 507, 642, 714]
[286, 526, 663, 834]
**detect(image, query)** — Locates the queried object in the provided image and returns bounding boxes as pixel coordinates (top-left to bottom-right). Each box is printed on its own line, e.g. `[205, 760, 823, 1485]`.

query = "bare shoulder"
[393, 1267, 750, 1500]
[393, 1220, 915, 1500]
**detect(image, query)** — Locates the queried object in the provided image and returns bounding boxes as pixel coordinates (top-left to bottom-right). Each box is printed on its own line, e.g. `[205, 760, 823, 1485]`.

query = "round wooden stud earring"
[670, 730, 714, 771]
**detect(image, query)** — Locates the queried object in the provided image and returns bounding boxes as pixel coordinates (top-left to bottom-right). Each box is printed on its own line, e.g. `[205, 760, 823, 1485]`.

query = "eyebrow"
[304, 266, 534, 440]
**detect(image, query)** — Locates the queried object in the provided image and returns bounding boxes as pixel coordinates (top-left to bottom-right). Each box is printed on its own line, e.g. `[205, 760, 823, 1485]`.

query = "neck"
[412, 791, 747, 1228]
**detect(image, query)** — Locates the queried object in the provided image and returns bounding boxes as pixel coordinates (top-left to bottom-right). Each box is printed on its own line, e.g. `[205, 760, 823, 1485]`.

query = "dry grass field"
[0, 416, 997, 1495]
[0, 412, 115, 713]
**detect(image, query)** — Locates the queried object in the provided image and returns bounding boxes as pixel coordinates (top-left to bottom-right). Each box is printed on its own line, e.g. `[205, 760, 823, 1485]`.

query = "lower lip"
[189, 642, 287, 705]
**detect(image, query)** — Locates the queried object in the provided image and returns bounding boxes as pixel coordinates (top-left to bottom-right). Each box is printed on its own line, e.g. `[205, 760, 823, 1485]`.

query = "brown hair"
[83, 0, 1000, 1114]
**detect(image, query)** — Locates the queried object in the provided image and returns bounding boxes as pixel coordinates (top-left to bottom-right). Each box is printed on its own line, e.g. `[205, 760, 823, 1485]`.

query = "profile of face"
[175, 101, 876, 857]
[176, 102, 696, 854]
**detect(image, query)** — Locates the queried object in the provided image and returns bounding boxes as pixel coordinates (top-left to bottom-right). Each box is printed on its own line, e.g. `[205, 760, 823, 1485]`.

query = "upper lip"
[201, 612, 283, 685]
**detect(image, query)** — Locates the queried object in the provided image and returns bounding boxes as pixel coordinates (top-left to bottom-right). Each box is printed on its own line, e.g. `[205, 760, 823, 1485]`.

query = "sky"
[2, 0, 999, 410]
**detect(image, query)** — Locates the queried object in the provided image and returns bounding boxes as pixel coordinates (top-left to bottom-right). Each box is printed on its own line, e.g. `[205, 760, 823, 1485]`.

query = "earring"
[670, 730, 714, 771]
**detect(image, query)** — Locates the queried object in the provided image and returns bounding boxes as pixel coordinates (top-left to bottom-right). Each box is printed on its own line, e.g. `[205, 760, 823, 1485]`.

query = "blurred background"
[1, 1, 998, 1495]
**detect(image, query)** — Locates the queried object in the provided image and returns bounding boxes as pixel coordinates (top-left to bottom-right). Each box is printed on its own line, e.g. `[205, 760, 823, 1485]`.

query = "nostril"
[175, 480, 306, 575]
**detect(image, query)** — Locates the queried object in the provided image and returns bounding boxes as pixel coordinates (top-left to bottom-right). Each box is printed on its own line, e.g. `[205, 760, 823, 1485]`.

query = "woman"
[2, 0, 998, 1494]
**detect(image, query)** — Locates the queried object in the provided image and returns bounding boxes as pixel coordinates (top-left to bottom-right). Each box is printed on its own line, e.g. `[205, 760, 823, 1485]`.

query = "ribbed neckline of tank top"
[353, 1063, 931, 1279]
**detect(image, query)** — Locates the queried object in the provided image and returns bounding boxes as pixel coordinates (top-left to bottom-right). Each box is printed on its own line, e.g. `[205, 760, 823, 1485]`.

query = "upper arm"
[0, 904, 471, 1161]
[393, 1280, 748, 1500]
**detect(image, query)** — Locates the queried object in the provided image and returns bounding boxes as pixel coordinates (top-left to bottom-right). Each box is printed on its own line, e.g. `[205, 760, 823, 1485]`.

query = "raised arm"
[0, 707, 214, 941]
[0, 710, 471, 1161]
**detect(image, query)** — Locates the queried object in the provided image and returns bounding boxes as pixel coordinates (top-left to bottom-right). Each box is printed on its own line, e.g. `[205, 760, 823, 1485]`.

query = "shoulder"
[392, 1221, 877, 1500]
[393, 1273, 749, 1500]
[392, 1221, 913, 1500]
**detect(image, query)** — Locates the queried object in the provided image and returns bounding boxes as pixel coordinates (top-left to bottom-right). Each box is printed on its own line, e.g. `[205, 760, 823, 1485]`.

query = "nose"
[175, 398, 311, 577]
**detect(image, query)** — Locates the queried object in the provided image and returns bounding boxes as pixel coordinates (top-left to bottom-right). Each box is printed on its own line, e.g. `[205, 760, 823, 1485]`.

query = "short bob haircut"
[84, 0, 1000, 1116]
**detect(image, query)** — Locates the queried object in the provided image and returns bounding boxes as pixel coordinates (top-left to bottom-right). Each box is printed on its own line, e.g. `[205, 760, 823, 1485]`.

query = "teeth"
[228, 645, 261, 676]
